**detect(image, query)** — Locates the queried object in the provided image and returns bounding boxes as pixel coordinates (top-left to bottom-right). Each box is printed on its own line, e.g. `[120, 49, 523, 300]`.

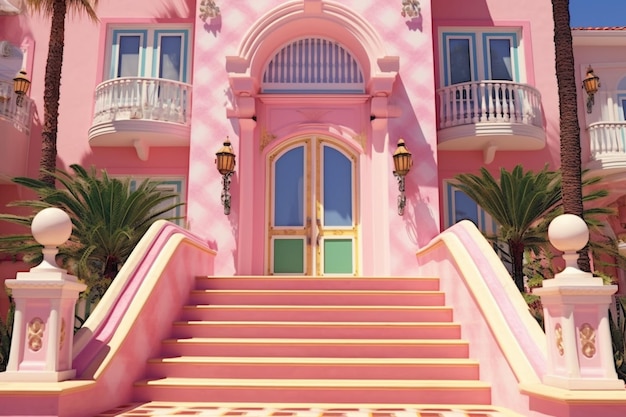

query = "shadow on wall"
[388, 77, 440, 247]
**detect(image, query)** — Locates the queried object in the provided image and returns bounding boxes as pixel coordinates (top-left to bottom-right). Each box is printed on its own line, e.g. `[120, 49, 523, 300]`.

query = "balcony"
[587, 121, 626, 171]
[436, 81, 546, 163]
[0, 80, 33, 182]
[88, 77, 192, 161]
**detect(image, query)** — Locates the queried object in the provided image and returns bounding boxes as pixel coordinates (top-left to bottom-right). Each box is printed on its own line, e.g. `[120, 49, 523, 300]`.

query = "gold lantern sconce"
[13, 70, 31, 107]
[392, 139, 413, 216]
[582, 66, 600, 114]
[215, 137, 236, 215]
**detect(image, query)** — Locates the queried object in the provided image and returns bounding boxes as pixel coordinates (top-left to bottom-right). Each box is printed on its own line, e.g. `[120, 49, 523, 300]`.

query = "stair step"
[180, 305, 454, 322]
[133, 377, 491, 404]
[170, 321, 461, 339]
[188, 290, 445, 306]
[145, 356, 480, 380]
[195, 277, 440, 291]
[160, 338, 470, 358]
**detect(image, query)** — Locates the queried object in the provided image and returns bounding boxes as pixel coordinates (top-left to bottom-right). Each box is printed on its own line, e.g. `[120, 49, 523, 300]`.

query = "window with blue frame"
[444, 181, 513, 274]
[129, 177, 186, 226]
[441, 29, 521, 86]
[444, 181, 497, 236]
[108, 27, 190, 82]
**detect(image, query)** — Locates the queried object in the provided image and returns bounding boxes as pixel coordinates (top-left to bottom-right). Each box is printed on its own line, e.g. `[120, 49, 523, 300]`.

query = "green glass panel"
[323, 239, 353, 274]
[274, 239, 304, 273]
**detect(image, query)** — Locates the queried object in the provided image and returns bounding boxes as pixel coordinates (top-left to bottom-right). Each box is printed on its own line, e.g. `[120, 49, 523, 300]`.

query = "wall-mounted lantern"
[215, 137, 236, 215]
[582, 66, 600, 114]
[393, 139, 413, 216]
[13, 70, 30, 107]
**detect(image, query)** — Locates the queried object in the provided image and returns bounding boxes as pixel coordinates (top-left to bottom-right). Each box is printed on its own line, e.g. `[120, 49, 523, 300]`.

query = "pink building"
[0, 1, 626, 416]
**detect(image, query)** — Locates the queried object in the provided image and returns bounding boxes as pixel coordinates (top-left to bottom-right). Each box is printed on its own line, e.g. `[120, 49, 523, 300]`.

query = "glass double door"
[267, 137, 358, 276]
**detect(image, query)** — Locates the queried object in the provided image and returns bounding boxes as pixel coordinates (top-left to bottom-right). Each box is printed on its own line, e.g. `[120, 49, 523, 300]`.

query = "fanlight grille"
[262, 38, 364, 93]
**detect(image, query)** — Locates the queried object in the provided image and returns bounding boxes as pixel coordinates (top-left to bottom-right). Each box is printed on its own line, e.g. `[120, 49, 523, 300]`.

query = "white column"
[535, 214, 624, 390]
[234, 96, 257, 275]
[0, 208, 86, 382]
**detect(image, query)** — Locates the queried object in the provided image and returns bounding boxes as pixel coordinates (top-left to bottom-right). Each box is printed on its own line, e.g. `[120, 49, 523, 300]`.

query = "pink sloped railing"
[437, 80, 543, 129]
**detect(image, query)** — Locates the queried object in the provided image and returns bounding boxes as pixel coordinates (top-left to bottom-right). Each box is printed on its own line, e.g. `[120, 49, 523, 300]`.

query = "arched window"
[262, 38, 364, 94]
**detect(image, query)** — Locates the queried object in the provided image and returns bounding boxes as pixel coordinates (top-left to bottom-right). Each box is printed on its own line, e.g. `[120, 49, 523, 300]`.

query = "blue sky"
[569, 0, 626, 27]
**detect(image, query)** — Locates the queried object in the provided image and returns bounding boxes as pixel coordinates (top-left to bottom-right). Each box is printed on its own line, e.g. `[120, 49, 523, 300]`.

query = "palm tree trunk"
[39, 0, 67, 188]
[509, 240, 525, 293]
[551, 0, 591, 272]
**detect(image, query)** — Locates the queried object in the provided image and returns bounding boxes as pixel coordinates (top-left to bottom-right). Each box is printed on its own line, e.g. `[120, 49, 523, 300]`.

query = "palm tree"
[551, 0, 590, 272]
[0, 298, 14, 372]
[25, 0, 99, 187]
[0, 164, 184, 302]
[454, 165, 562, 292]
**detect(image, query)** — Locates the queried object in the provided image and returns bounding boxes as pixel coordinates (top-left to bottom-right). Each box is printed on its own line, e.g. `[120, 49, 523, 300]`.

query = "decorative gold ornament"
[59, 318, 66, 350]
[555, 323, 564, 356]
[260, 128, 277, 152]
[579, 323, 596, 358]
[28, 318, 45, 352]
[352, 132, 366, 151]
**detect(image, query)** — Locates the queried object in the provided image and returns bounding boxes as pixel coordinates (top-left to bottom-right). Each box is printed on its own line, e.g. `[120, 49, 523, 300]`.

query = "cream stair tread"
[173, 321, 458, 326]
[184, 305, 450, 309]
[163, 338, 469, 344]
[200, 276, 440, 279]
[193, 290, 442, 294]
[150, 356, 478, 365]
[137, 377, 491, 388]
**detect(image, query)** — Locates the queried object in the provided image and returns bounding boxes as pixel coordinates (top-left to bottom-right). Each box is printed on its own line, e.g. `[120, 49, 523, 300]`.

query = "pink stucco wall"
[0, 0, 562, 277]
[433, 0, 561, 212]
[187, 0, 441, 276]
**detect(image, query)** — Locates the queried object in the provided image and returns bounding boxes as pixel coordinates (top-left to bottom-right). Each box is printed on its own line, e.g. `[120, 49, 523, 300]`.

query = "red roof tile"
[572, 26, 626, 31]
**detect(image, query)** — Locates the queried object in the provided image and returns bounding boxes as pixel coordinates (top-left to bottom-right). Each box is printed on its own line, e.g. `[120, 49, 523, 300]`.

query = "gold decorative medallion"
[352, 132, 366, 151]
[28, 318, 45, 352]
[579, 323, 596, 358]
[260, 128, 277, 152]
[555, 323, 564, 356]
[59, 318, 66, 350]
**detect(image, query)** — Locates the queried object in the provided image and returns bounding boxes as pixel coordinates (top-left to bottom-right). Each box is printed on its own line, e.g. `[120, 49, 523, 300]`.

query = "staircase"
[132, 276, 492, 406]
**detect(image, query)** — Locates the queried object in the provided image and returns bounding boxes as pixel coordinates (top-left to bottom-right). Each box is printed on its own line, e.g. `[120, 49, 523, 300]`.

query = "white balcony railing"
[589, 121, 626, 158]
[0, 80, 33, 135]
[437, 81, 543, 129]
[92, 77, 192, 126]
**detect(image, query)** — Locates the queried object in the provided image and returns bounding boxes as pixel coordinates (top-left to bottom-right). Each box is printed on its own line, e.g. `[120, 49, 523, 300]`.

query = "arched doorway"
[267, 136, 359, 276]
[225, 1, 400, 276]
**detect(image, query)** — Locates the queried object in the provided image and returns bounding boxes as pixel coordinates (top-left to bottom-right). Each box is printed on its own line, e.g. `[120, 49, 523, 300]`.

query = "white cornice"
[573, 30, 626, 47]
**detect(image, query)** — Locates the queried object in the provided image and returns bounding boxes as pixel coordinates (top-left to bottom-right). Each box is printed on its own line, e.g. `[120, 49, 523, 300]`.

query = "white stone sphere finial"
[30, 207, 72, 272]
[548, 213, 589, 252]
[548, 213, 591, 280]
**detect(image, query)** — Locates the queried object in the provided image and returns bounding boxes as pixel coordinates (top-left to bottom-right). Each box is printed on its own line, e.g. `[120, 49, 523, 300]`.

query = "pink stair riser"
[169, 322, 462, 339]
[159, 339, 471, 358]
[187, 290, 446, 306]
[194, 277, 440, 291]
[133, 276, 491, 407]
[144, 359, 480, 380]
[133, 382, 491, 405]
[179, 306, 454, 323]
